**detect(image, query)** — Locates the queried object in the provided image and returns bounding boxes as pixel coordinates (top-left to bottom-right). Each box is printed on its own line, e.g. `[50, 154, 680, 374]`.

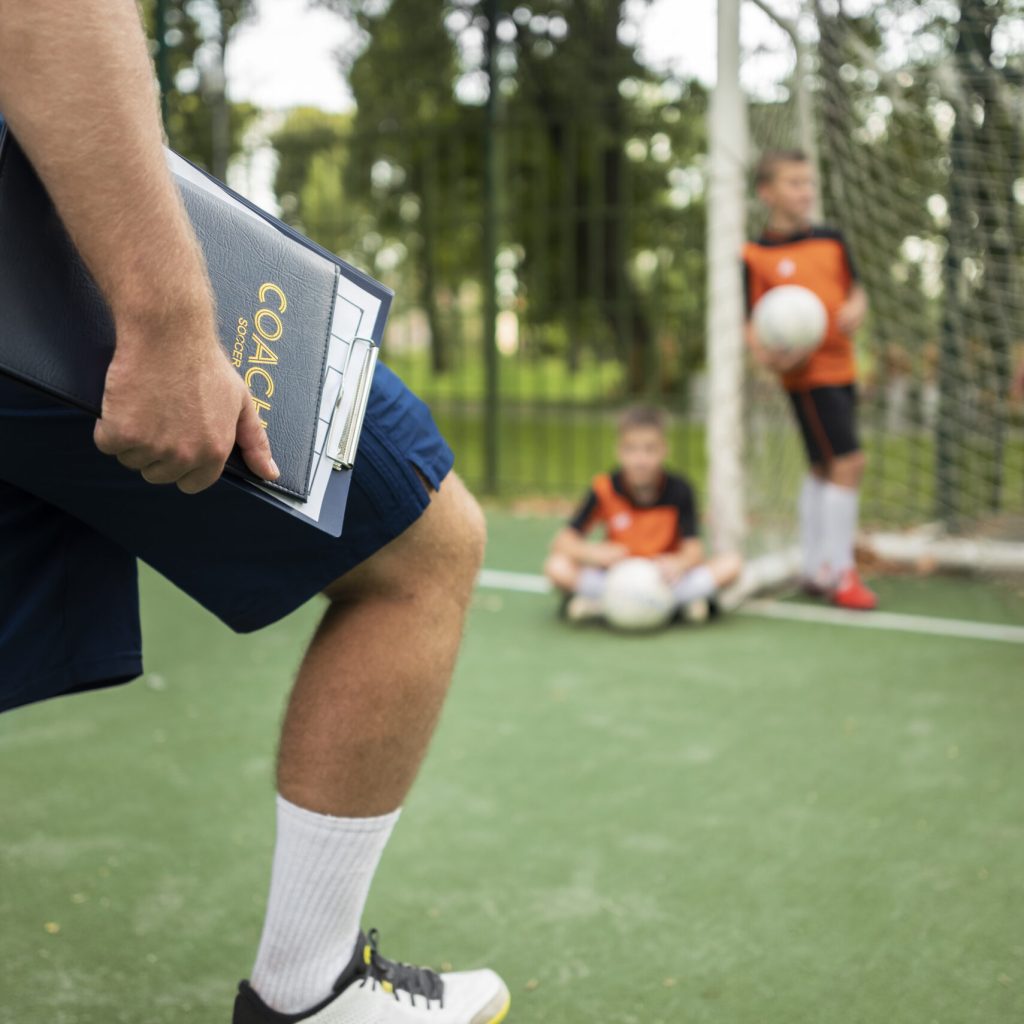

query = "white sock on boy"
[672, 565, 717, 606]
[798, 474, 825, 584]
[820, 482, 859, 585]
[576, 567, 608, 599]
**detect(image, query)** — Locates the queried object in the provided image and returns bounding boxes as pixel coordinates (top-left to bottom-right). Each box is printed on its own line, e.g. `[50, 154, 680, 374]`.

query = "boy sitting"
[544, 406, 742, 622]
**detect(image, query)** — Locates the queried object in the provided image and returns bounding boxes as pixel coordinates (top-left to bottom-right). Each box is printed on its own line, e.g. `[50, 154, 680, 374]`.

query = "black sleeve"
[665, 476, 698, 539]
[568, 489, 599, 533]
[678, 489, 698, 539]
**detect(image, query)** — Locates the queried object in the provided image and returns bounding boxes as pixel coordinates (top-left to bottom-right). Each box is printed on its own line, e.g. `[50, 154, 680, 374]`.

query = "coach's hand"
[94, 304, 280, 494]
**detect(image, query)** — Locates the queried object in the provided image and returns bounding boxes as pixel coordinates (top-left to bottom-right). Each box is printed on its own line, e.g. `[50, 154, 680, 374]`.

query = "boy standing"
[544, 407, 742, 621]
[743, 149, 877, 610]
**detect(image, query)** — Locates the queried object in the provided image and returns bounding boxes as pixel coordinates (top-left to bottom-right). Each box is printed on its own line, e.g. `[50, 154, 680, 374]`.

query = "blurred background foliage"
[145, 0, 1024, 526]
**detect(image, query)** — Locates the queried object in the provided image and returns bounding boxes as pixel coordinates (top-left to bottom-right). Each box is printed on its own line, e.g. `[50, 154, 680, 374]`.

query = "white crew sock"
[673, 565, 717, 606]
[250, 795, 400, 1014]
[820, 482, 859, 584]
[798, 474, 826, 584]
[576, 567, 608, 599]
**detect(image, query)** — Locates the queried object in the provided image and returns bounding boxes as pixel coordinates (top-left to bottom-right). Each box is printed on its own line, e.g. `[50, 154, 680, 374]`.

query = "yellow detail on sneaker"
[363, 944, 372, 966]
[485, 993, 512, 1024]
[382, 979, 394, 994]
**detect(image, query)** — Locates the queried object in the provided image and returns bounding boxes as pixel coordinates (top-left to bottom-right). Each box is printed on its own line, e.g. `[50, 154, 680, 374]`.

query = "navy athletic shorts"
[0, 364, 453, 714]
[787, 384, 860, 466]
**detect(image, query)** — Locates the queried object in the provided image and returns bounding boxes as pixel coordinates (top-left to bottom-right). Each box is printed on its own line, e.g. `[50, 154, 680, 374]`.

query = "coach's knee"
[443, 476, 487, 586]
[322, 472, 484, 607]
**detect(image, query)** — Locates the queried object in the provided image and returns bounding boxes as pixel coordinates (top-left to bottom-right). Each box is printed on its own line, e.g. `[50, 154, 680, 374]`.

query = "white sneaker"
[233, 929, 510, 1024]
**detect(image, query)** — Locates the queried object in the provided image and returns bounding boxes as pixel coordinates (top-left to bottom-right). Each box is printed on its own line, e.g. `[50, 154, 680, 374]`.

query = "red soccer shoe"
[832, 569, 878, 611]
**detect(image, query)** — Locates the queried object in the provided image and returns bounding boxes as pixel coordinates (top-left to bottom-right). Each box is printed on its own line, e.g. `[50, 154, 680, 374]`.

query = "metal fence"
[336, 111, 709, 500]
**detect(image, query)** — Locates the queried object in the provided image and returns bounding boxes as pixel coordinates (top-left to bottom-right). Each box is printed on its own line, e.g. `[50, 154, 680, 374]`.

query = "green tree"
[500, 2, 706, 392]
[336, 0, 481, 372]
[271, 107, 354, 250]
[141, 0, 258, 175]
[302, 0, 706, 392]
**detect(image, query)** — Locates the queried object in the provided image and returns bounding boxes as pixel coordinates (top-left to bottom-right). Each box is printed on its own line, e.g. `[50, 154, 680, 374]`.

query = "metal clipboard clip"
[325, 337, 379, 471]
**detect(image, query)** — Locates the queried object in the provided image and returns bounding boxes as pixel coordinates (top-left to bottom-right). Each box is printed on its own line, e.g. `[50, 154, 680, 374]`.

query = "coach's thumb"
[237, 397, 280, 481]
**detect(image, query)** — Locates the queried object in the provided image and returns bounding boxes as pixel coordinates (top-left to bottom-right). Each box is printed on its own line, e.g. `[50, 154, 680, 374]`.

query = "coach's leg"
[249, 472, 486, 1014]
[278, 471, 484, 814]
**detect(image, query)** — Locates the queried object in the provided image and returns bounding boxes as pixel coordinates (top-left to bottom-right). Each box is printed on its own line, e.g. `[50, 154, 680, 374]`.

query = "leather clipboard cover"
[0, 126, 355, 502]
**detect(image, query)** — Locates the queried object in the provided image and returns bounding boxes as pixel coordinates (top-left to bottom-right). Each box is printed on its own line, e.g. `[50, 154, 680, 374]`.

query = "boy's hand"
[655, 544, 702, 584]
[748, 323, 810, 377]
[836, 287, 868, 335]
[773, 348, 813, 374]
[755, 344, 810, 376]
[654, 553, 687, 584]
[588, 542, 631, 568]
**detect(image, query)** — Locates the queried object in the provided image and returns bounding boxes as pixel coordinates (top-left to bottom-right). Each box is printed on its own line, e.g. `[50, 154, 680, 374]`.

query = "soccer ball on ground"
[752, 284, 828, 354]
[603, 558, 676, 632]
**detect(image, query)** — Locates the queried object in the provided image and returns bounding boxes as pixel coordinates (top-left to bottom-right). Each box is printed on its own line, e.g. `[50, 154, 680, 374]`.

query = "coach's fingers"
[141, 459, 195, 485]
[113, 447, 158, 471]
[235, 394, 280, 482]
[93, 417, 129, 457]
[176, 463, 225, 495]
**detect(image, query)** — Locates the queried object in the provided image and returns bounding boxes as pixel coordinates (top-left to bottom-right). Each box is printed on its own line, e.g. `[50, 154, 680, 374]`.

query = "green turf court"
[2, 511, 1023, 1024]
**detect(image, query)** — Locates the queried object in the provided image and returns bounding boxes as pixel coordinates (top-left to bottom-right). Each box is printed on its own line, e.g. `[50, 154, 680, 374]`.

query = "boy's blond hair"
[755, 148, 810, 187]
[617, 405, 669, 436]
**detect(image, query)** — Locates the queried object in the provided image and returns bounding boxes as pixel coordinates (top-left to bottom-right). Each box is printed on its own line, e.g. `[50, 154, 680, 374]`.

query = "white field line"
[476, 569, 1024, 646]
[477, 568, 553, 594]
[741, 599, 1024, 645]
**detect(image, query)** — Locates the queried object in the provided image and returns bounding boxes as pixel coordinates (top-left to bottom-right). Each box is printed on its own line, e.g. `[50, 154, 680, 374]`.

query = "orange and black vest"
[568, 470, 698, 557]
[742, 226, 859, 391]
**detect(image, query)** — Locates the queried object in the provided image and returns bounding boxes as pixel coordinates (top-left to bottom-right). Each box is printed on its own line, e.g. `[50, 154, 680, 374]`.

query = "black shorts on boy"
[787, 383, 859, 466]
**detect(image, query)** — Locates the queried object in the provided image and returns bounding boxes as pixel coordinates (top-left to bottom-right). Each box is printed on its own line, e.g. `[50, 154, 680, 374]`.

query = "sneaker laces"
[358, 929, 445, 1008]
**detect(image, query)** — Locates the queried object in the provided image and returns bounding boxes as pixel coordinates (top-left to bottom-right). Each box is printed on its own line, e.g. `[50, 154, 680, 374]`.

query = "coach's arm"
[0, 0, 277, 493]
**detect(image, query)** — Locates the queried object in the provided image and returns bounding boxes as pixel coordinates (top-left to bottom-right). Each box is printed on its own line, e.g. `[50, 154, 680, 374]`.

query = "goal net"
[708, 0, 1024, 586]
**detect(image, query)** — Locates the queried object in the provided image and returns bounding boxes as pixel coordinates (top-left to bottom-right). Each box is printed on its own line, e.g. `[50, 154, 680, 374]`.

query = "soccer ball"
[603, 558, 676, 632]
[752, 285, 828, 353]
